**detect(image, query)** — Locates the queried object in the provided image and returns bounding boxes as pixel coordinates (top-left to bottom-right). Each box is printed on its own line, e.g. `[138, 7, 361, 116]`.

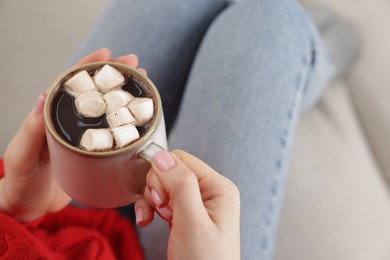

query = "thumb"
[5, 94, 47, 174]
[151, 150, 210, 225]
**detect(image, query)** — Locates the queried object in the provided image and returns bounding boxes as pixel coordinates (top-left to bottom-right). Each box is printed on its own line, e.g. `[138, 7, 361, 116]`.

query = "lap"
[71, 0, 333, 259]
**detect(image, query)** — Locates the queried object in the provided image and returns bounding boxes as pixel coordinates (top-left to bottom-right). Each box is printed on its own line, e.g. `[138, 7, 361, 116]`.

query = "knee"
[219, 0, 316, 55]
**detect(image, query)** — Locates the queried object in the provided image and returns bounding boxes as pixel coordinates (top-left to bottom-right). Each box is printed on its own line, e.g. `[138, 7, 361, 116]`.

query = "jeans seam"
[259, 43, 314, 259]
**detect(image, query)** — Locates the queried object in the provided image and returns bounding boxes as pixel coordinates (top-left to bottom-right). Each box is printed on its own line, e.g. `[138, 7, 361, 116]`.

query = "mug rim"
[43, 61, 163, 158]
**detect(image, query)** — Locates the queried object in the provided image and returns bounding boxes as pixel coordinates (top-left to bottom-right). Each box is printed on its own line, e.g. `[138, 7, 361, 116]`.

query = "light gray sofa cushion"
[275, 0, 390, 259]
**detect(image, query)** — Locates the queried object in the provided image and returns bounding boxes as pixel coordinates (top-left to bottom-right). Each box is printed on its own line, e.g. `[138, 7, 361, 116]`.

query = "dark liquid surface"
[51, 75, 152, 148]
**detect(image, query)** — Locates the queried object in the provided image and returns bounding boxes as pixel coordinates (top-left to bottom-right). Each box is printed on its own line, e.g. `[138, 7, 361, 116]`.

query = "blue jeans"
[72, 0, 334, 259]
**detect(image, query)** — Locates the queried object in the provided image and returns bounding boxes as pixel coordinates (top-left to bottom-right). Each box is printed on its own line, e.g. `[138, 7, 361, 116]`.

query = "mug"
[43, 62, 167, 208]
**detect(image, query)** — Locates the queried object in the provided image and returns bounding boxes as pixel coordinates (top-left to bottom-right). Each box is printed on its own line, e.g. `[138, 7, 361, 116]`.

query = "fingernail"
[136, 208, 144, 225]
[151, 189, 163, 208]
[35, 94, 45, 115]
[157, 207, 172, 221]
[99, 48, 111, 55]
[153, 150, 176, 171]
[127, 53, 137, 58]
[137, 68, 147, 76]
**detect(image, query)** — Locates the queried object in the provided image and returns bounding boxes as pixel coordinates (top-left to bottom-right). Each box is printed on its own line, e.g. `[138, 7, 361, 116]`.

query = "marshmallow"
[63, 70, 96, 97]
[128, 98, 154, 125]
[107, 107, 137, 128]
[80, 128, 113, 151]
[112, 124, 140, 148]
[94, 65, 125, 93]
[75, 91, 106, 118]
[103, 90, 134, 114]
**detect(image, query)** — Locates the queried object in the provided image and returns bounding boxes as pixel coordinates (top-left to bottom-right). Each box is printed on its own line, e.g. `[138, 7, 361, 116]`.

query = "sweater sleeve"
[0, 158, 144, 259]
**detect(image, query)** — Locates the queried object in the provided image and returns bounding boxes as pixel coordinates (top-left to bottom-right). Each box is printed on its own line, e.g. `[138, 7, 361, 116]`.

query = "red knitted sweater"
[0, 159, 144, 259]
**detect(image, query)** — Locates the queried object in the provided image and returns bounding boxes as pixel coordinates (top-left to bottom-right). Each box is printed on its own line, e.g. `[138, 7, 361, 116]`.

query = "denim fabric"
[72, 0, 334, 259]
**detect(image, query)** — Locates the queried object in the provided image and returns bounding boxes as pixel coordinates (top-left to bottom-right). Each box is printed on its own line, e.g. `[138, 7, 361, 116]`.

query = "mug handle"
[137, 141, 166, 163]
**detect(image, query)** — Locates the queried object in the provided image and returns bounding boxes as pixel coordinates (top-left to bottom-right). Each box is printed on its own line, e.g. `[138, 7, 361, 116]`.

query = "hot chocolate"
[50, 64, 156, 152]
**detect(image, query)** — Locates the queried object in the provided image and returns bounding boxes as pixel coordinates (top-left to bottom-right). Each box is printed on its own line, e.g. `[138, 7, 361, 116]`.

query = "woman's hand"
[135, 150, 240, 260]
[0, 48, 144, 222]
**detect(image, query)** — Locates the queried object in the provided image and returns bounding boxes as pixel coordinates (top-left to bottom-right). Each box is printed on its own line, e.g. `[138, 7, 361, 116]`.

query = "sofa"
[274, 0, 390, 259]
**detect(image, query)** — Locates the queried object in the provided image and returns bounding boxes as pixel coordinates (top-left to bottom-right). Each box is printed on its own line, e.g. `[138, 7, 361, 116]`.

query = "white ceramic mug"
[44, 62, 167, 208]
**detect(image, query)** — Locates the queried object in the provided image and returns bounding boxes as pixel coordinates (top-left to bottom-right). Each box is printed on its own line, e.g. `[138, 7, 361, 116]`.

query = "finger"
[111, 54, 139, 68]
[134, 195, 155, 227]
[72, 48, 111, 69]
[137, 68, 147, 76]
[143, 186, 172, 222]
[173, 150, 239, 203]
[172, 150, 240, 225]
[5, 94, 47, 174]
[155, 206, 172, 222]
[151, 150, 210, 225]
[146, 169, 168, 208]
